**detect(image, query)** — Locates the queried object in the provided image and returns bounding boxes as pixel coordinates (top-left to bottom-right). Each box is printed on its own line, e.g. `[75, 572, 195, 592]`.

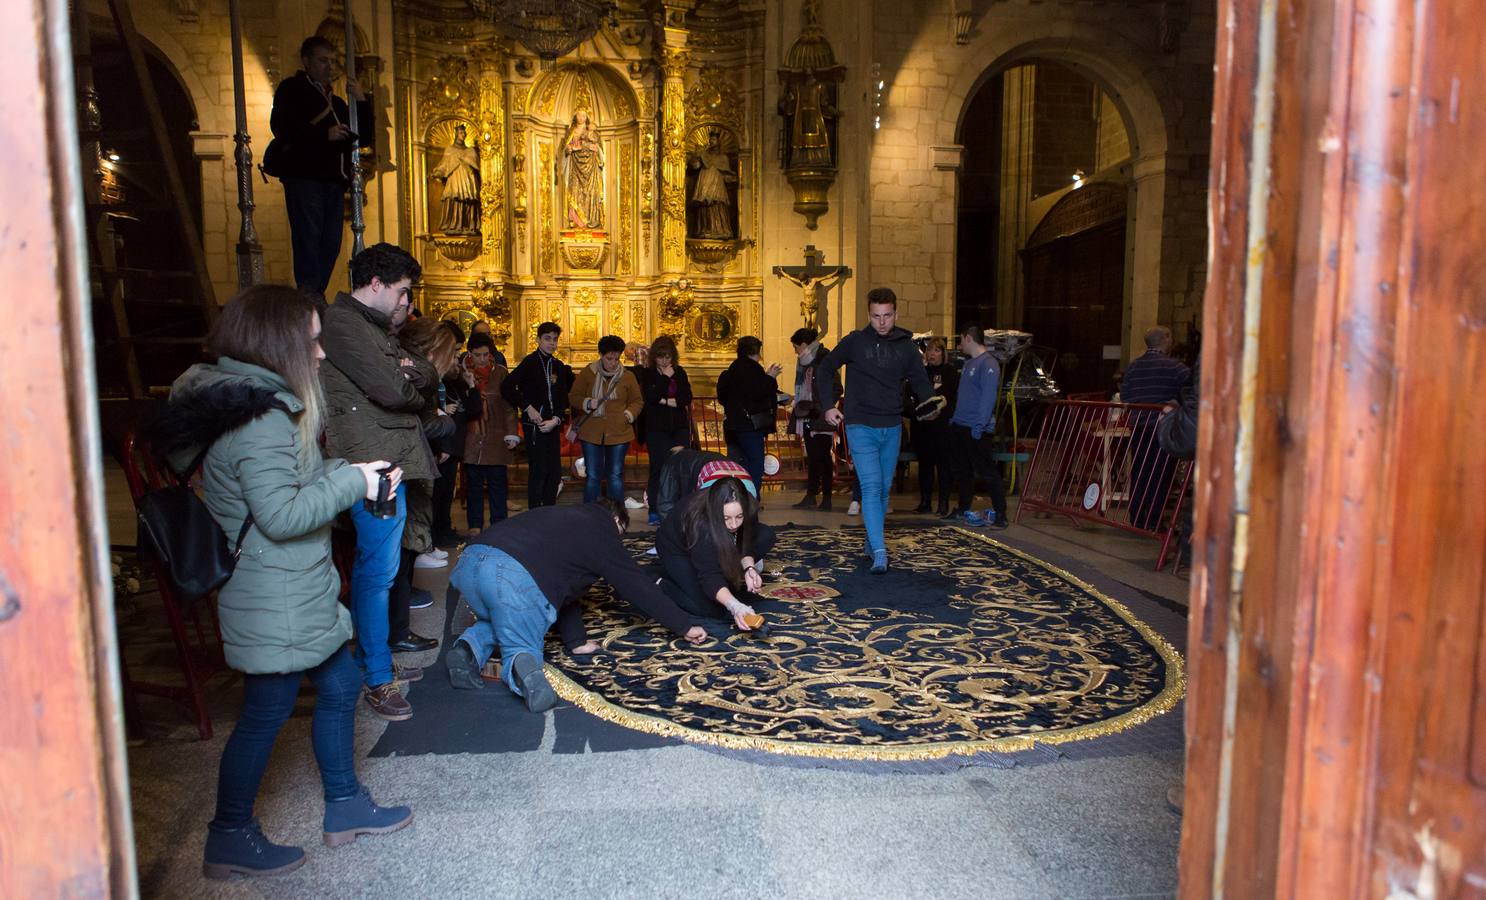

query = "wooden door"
[0, 0, 135, 894]
[1021, 220, 1125, 395]
[1020, 182, 1129, 396]
[1182, 0, 1486, 895]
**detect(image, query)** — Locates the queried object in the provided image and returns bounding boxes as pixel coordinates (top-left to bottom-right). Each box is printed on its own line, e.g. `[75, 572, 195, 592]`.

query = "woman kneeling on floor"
[150, 285, 414, 880]
[655, 467, 777, 631]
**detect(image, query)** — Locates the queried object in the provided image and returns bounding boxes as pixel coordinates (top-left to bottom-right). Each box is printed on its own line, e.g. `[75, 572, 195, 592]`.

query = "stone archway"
[934, 22, 1181, 357]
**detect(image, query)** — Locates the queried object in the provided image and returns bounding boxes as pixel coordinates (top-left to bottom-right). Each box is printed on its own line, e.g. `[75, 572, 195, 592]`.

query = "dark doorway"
[1019, 182, 1127, 396]
[955, 60, 1131, 355]
[85, 33, 205, 398]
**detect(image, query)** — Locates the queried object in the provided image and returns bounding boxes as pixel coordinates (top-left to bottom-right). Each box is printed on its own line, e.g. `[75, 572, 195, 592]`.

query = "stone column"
[996, 65, 1035, 328]
[659, 45, 689, 275]
[1126, 152, 1168, 357]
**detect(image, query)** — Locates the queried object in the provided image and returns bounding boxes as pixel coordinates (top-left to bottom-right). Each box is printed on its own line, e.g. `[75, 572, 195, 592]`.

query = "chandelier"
[469, 0, 616, 61]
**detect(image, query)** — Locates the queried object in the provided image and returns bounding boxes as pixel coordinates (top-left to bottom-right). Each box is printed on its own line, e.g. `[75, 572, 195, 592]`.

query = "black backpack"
[135, 447, 253, 606]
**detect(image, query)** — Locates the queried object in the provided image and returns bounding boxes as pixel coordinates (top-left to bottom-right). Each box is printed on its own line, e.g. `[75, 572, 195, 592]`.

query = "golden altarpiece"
[394, 1, 783, 379]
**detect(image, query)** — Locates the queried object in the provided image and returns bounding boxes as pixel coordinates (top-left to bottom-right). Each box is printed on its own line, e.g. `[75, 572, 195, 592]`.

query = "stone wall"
[868, 0, 1215, 355]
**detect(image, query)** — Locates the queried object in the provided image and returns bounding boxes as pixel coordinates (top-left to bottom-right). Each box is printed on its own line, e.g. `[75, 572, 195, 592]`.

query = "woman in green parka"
[150, 285, 416, 880]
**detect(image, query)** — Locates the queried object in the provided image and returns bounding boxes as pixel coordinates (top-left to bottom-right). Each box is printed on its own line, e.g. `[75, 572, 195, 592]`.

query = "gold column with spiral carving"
[660, 46, 689, 275]
[473, 43, 506, 264]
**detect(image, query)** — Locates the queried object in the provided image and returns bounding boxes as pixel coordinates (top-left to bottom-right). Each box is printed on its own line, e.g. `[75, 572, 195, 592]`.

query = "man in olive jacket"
[320, 242, 433, 720]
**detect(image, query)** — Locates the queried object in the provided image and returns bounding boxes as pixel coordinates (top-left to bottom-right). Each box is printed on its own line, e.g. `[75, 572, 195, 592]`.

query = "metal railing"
[1014, 400, 1192, 570]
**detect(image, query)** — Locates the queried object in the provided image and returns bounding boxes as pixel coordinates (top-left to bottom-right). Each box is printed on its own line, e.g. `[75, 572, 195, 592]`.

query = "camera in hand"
[364, 465, 397, 519]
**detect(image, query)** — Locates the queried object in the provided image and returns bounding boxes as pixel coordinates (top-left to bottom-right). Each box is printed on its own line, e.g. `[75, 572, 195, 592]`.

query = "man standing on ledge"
[502, 322, 573, 508]
[818, 287, 935, 574]
[268, 36, 372, 296]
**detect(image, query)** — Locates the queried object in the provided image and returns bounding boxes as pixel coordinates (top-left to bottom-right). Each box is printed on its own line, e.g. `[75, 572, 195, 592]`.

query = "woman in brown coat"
[463, 335, 521, 531]
[568, 334, 643, 503]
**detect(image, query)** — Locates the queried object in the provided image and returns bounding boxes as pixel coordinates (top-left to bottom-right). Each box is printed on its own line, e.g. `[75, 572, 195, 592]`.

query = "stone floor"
[110, 463, 1189, 899]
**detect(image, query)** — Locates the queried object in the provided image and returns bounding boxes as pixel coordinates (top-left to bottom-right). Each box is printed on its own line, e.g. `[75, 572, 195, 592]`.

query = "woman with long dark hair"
[655, 473, 777, 629]
[640, 334, 693, 525]
[150, 285, 413, 879]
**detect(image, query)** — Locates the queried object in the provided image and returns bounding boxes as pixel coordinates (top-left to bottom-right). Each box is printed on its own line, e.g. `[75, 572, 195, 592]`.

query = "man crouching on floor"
[446, 498, 707, 711]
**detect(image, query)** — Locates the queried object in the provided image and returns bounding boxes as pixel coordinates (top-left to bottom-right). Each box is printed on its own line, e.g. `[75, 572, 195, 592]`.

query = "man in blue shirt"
[946, 326, 1009, 529]
[1119, 326, 1190, 405]
[1119, 326, 1191, 530]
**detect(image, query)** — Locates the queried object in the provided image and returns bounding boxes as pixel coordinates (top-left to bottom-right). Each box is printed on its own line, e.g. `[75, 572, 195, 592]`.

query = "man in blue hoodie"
[947, 325, 1009, 529]
[819, 288, 935, 573]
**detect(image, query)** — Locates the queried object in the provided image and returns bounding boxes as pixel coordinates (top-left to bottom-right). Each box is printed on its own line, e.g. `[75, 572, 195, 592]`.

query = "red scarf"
[472, 363, 494, 393]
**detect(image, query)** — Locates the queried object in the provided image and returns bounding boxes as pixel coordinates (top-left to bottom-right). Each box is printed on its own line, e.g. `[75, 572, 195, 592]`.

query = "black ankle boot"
[914, 497, 932, 513]
[203, 821, 305, 880]
[792, 494, 818, 509]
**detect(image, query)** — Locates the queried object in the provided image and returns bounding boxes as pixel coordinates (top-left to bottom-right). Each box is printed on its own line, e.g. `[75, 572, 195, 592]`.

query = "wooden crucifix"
[772, 244, 851, 332]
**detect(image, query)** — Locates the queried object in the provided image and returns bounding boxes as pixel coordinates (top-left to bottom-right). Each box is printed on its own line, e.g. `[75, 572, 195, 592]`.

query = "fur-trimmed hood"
[144, 358, 295, 473]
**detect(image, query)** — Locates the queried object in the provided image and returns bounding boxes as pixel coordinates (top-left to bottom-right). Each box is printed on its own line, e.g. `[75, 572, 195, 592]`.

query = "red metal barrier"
[1014, 400, 1192, 570]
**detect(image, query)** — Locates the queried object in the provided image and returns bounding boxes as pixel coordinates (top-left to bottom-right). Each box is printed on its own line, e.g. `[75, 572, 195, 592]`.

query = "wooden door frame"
[0, 0, 136, 894]
[1182, 0, 1486, 895]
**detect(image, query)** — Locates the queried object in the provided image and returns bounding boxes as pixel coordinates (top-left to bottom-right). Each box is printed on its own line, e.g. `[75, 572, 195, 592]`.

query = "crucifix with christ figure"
[773, 245, 851, 332]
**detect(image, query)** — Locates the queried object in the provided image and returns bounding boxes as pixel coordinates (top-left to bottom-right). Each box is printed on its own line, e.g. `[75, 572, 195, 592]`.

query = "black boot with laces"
[203, 820, 305, 880]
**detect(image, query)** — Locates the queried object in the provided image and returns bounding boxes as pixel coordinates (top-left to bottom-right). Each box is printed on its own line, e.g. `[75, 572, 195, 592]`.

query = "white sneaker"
[414, 552, 448, 570]
[624, 497, 646, 510]
[426, 547, 448, 561]
[847, 500, 861, 516]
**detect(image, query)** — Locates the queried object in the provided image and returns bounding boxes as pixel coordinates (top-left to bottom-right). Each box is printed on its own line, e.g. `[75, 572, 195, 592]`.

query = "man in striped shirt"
[1119, 327, 1191, 530]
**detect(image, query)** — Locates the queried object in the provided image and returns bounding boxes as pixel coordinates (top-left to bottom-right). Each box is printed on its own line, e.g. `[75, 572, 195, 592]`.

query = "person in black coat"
[787, 327, 841, 511]
[639, 335, 694, 524]
[446, 500, 706, 710]
[500, 321, 574, 508]
[267, 37, 373, 296]
[910, 337, 959, 515]
[715, 335, 785, 493]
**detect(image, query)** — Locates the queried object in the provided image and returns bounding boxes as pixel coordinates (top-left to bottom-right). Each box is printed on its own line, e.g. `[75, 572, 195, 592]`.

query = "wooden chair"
[118, 432, 226, 740]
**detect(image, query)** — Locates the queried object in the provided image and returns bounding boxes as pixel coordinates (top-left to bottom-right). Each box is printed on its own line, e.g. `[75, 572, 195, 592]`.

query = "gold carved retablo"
[559, 229, 609, 271]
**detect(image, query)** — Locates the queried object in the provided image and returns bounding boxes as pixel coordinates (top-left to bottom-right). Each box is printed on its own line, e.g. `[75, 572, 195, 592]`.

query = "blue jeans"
[846, 424, 901, 554]
[464, 463, 508, 530]
[282, 176, 346, 295]
[211, 645, 361, 829]
[450, 545, 557, 698]
[581, 441, 628, 503]
[350, 489, 406, 688]
[730, 429, 767, 493]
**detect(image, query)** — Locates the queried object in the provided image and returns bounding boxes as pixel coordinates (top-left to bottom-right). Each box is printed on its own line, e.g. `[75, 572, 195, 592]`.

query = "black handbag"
[747, 409, 776, 431]
[136, 448, 253, 606]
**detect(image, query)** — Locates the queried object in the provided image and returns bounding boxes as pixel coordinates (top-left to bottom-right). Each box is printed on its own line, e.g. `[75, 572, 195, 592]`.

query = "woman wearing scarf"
[568, 334, 644, 503]
[463, 333, 521, 533]
[788, 328, 841, 510]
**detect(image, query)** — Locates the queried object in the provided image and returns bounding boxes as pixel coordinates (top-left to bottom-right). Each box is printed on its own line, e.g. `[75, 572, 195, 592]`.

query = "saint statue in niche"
[430, 124, 481, 235]
[687, 129, 737, 239]
[561, 109, 604, 230]
[779, 80, 835, 169]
